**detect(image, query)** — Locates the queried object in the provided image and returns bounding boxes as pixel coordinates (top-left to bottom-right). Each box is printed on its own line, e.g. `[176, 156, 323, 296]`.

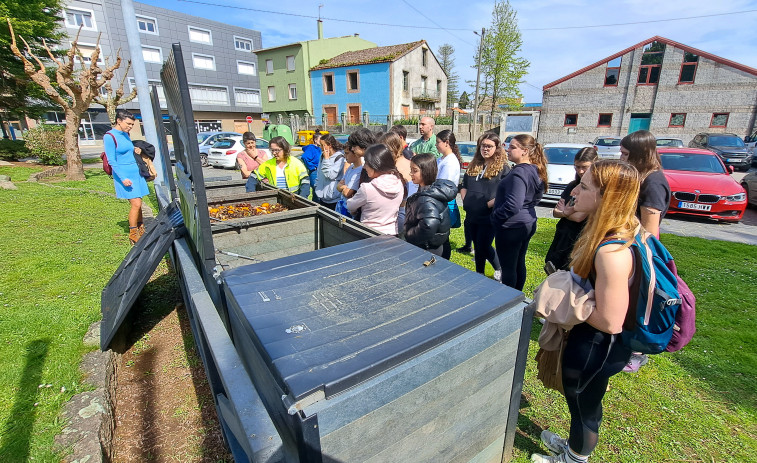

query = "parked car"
[197, 131, 241, 166]
[741, 171, 757, 207]
[591, 136, 622, 159]
[542, 143, 593, 203]
[207, 136, 270, 169]
[656, 137, 684, 148]
[457, 141, 477, 183]
[688, 132, 752, 171]
[744, 130, 757, 154]
[503, 135, 514, 150]
[659, 148, 746, 222]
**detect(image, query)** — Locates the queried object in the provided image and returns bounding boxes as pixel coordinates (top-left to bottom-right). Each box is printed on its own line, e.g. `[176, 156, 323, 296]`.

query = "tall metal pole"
[472, 28, 485, 140]
[121, 0, 163, 187]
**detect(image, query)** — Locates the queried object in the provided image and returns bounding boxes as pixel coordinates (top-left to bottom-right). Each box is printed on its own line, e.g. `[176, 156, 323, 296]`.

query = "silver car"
[197, 131, 241, 166]
[592, 136, 622, 159]
[542, 143, 593, 203]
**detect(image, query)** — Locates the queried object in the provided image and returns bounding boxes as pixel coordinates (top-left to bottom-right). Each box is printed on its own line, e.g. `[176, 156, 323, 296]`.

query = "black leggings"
[562, 323, 633, 456]
[494, 222, 536, 291]
[467, 221, 500, 274]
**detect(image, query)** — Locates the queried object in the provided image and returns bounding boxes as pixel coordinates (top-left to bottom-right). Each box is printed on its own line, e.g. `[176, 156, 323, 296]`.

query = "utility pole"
[472, 28, 485, 140]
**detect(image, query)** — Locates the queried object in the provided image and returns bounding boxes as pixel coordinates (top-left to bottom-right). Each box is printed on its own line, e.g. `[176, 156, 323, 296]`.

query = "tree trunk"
[65, 112, 85, 181]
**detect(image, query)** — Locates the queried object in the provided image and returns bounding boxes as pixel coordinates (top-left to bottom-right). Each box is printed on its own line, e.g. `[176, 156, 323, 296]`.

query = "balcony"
[411, 87, 441, 103]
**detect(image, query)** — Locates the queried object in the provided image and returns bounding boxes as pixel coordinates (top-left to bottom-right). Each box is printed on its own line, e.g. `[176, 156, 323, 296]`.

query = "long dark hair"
[573, 147, 599, 182]
[620, 130, 661, 180]
[320, 134, 343, 153]
[363, 144, 407, 197]
[513, 134, 548, 191]
[436, 129, 463, 167]
[411, 152, 438, 186]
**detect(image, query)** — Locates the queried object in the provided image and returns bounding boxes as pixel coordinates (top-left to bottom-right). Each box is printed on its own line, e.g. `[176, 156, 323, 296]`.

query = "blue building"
[310, 41, 448, 126]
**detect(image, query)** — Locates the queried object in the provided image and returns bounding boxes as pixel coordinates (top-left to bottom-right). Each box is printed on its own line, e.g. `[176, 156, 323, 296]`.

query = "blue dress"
[105, 129, 149, 199]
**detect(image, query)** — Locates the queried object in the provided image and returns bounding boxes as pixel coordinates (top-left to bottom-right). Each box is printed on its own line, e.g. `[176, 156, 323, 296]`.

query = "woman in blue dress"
[104, 110, 150, 244]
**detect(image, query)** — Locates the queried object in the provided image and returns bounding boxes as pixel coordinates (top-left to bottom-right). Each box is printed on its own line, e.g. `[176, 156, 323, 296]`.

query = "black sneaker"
[457, 246, 473, 253]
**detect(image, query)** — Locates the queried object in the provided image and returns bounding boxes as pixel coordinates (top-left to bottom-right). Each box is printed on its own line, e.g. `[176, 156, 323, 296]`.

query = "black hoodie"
[404, 179, 458, 250]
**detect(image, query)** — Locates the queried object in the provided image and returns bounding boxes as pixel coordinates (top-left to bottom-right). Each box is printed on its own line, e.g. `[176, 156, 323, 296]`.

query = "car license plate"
[547, 188, 562, 196]
[678, 201, 711, 211]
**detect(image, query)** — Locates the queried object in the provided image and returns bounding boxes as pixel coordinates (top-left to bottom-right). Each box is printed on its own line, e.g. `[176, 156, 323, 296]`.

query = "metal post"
[121, 0, 162, 187]
[472, 28, 485, 141]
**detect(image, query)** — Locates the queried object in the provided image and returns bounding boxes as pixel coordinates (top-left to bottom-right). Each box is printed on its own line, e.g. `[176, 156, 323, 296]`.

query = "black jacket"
[404, 179, 458, 249]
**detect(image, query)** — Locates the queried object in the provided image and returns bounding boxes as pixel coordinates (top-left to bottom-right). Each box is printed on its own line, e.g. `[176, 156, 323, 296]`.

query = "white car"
[207, 136, 270, 169]
[592, 136, 622, 159]
[542, 143, 592, 203]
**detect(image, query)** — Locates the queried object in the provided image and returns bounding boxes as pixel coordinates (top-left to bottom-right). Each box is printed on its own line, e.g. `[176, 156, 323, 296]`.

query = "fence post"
[341, 112, 347, 129]
[452, 106, 459, 134]
[363, 111, 369, 128]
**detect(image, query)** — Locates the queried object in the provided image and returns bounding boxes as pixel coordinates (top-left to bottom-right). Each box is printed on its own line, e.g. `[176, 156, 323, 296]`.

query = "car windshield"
[198, 133, 212, 143]
[212, 139, 236, 149]
[660, 153, 726, 174]
[545, 147, 582, 165]
[458, 144, 477, 157]
[594, 138, 620, 146]
[256, 139, 269, 149]
[657, 139, 683, 147]
[709, 136, 745, 148]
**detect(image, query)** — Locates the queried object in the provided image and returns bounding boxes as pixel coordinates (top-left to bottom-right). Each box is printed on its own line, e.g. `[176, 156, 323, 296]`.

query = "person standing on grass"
[105, 109, 149, 245]
[300, 131, 322, 201]
[460, 133, 510, 280]
[532, 160, 639, 463]
[410, 116, 440, 158]
[619, 129, 671, 373]
[491, 134, 548, 290]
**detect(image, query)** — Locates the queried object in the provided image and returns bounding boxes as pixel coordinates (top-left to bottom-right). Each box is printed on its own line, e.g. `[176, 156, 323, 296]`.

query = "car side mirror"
[728, 165, 735, 174]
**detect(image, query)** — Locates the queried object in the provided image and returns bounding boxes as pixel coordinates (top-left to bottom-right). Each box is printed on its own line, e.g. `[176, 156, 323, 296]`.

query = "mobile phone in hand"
[567, 196, 576, 207]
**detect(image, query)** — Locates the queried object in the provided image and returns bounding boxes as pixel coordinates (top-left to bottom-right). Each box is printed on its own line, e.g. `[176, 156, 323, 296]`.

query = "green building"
[256, 26, 376, 126]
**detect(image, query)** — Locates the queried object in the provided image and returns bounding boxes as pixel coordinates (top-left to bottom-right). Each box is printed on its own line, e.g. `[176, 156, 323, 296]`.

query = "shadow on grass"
[0, 339, 50, 461]
[514, 394, 547, 458]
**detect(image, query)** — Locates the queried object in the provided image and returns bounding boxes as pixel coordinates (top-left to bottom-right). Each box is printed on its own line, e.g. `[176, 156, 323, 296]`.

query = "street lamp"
[472, 28, 485, 140]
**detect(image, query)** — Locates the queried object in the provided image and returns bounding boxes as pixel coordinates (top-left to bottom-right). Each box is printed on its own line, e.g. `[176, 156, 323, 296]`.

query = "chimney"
[318, 20, 323, 40]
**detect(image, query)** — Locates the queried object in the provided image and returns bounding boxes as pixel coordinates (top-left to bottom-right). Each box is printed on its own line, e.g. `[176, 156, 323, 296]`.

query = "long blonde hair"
[570, 160, 641, 278]
[465, 132, 507, 179]
[513, 134, 548, 191]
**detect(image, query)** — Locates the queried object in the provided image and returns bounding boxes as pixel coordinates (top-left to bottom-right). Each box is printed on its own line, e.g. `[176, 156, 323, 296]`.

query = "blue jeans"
[308, 170, 318, 202]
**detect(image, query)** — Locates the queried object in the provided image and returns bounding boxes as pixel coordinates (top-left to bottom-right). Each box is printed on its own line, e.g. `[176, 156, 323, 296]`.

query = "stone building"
[538, 36, 757, 144]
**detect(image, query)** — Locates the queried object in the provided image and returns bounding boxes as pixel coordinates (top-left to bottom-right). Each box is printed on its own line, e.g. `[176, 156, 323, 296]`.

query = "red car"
[659, 148, 747, 222]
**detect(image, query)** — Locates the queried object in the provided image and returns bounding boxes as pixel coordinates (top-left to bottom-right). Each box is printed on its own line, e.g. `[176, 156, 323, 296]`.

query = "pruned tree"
[94, 59, 137, 125]
[437, 44, 459, 108]
[8, 20, 124, 181]
[459, 91, 470, 110]
[477, 0, 529, 121]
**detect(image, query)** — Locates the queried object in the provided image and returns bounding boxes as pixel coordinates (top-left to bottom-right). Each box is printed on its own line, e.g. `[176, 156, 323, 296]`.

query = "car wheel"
[200, 154, 209, 167]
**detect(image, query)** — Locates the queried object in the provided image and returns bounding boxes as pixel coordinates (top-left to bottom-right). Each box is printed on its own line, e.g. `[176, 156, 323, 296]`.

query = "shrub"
[23, 125, 66, 165]
[0, 139, 29, 161]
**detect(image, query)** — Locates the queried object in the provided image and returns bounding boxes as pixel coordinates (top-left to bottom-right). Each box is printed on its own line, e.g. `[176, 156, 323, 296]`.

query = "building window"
[288, 83, 297, 100]
[234, 36, 253, 52]
[347, 70, 359, 92]
[436, 79, 442, 94]
[710, 113, 729, 128]
[236, 60, 256, 75]
[286, 55, 295, 71]
[265, 59, 273, 74]
[189, 84, 228, 105]
[669, 113, 686, 127]
[564, 114, 578, 126]
[421, 76, 427, 92]
[192, 53, 215, 70]
[323, 73, 334, 94]
[234, 88, 261, 106]
[402, 71, 409, 91]
[637, 41, 665, 85]
[65, 8, 96, 30]
[141, 46, 162, 64]
[422, 48, 428, 66]
[188, 26, 212, 45]
[604, 57, 621, 86]
[73, 43, 104, 65]
[267, 86, 276, 102]
[597, 113, 612, 127]
[136, 15, 158, 35]
[128, 78, 167, 108]
[678, 52, 699, 84]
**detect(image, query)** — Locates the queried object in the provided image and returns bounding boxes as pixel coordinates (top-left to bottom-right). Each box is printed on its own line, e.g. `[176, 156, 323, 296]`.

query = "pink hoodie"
[346, 173, 404, 234]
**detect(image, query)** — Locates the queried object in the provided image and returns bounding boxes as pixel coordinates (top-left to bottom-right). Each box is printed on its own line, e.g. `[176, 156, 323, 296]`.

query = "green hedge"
[0, 139, 29, 161]
[23, 125, 66, 165]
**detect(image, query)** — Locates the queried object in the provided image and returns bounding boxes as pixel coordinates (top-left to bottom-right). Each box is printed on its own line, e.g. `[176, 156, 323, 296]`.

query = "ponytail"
[513, 134, 549, 191]
[437, 129, 464, 167]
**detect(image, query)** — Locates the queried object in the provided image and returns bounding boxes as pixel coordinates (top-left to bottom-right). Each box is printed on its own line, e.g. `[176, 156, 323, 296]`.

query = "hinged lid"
[223, 235, 524, 401]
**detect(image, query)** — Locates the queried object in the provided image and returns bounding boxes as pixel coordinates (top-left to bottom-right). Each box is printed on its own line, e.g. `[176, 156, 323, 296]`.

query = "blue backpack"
[599, 232, 682, 354]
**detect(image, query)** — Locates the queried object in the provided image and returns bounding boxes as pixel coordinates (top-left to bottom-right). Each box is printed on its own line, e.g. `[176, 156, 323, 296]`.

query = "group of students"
[532, 129, 671, 463]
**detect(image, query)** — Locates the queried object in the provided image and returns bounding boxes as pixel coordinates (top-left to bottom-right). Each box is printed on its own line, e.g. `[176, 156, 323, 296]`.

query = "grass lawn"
[0, 165, 755, 462]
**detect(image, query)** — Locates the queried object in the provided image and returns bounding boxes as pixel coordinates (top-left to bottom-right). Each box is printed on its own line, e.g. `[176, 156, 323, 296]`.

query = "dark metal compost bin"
[221, 235, 533, 462]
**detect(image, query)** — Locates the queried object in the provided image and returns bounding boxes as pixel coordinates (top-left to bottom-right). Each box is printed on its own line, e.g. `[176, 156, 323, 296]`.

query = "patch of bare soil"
[112, 264, 232, 462]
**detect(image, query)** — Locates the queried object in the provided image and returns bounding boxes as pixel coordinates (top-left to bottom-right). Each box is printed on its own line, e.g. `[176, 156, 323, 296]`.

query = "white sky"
[139, 0, 757, 103]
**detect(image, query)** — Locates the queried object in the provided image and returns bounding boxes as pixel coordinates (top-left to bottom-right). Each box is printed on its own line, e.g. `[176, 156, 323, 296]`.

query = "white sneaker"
[531, 452, 567, 463]
[541, 429, 568, 454]
[493, 269, 502, 282]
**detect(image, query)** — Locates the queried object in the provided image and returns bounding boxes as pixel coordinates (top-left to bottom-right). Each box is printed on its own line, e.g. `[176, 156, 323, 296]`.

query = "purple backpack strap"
[664, 259, 696, 352]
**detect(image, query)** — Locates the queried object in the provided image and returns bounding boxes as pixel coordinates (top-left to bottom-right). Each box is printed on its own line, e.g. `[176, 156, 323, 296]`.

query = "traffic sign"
[246, 115, 253, 123]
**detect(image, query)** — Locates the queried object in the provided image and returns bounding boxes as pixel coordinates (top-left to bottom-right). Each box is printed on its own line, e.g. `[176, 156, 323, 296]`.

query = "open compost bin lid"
[222, 235, 525, 401]
[100, 201, 186, 350]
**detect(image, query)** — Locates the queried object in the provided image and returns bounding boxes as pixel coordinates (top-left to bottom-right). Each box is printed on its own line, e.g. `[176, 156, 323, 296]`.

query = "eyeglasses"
[270, 149, 283, 154]
[480, 144, 496, 150]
